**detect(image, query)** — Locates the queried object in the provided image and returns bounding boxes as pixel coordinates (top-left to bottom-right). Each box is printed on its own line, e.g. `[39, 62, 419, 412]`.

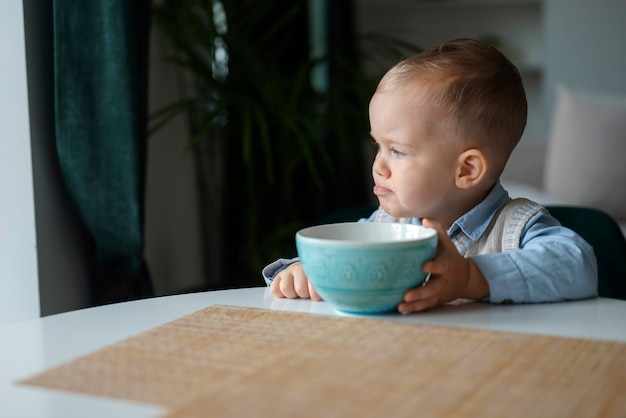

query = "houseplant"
[151, 0, 419, 287]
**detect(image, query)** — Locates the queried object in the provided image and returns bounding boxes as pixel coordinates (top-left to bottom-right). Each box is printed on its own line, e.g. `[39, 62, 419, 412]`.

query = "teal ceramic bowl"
[295, 222, 437, 314]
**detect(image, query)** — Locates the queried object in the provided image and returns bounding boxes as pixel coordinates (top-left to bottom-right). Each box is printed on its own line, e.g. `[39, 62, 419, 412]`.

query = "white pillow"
[544, 85, 626, 220]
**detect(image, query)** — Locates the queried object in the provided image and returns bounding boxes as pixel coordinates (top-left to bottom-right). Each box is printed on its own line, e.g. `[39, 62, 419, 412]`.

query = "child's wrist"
[465, 259, 490, 300]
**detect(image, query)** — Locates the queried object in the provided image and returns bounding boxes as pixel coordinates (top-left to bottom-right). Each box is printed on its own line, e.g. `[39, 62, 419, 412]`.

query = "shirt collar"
[447, 180, 510, 241]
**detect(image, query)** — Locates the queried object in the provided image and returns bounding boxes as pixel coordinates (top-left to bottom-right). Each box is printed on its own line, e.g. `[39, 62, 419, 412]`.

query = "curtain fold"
[52, 0, 152, 304]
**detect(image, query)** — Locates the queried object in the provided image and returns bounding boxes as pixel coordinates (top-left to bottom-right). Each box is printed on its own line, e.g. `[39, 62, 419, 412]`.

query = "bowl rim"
[296, 222, 437, 248]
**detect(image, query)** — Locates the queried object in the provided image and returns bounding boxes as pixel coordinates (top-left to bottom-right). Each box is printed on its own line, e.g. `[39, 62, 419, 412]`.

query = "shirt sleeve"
[471, 212, 598, 303]
[261, 257, 299, 286]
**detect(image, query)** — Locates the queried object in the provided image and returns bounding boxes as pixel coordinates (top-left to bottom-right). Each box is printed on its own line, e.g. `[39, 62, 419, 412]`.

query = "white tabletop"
[2, 287, 626, 417]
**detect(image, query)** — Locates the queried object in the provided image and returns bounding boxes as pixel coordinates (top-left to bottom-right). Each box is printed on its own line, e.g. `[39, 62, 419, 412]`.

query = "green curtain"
[52, 0, 152, 304]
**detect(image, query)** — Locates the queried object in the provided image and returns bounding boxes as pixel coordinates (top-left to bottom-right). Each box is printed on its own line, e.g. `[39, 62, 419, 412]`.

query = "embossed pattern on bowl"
[296, 223, 437, 314]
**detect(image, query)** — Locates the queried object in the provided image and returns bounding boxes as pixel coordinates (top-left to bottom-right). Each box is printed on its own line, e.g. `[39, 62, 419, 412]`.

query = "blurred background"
[3, 0, 626, 326]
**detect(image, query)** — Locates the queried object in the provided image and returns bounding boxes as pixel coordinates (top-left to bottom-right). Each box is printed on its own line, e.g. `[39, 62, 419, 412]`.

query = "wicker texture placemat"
[20, 305, 626, 417]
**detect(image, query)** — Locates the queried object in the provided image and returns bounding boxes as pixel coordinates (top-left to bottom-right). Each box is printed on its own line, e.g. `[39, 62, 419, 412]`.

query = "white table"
[2, 287, 626, 417]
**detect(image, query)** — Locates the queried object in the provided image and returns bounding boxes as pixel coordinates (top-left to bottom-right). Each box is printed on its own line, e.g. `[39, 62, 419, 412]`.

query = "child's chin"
[381, 205, 405, 218]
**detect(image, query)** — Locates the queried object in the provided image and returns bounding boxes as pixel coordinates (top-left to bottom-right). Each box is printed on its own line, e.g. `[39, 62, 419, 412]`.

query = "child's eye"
[390, 147, 405, 157]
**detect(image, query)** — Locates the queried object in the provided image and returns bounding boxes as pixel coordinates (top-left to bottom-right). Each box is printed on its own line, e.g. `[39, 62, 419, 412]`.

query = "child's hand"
[398, 218, 490, 314]
[270, 262, 322, 301]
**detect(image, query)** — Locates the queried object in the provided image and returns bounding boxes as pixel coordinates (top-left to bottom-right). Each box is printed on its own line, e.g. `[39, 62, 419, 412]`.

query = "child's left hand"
[397, 218, 490, 314]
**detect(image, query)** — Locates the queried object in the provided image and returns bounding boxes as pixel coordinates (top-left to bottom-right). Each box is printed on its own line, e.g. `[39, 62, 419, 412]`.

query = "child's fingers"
[274, 274, 299, 299]
[421, 218, 446, 243]
[272, 266, 317, 300]
[422, 218, 457, 253]
[293, 276, 312, 299]
[269, 276, 288, 298]
[404, 276, 444, 302]
[400, 269, 447, 313]
[309, 283, 322, 301]
[398, 291, 441, 313]
[422, 259, 449, 275]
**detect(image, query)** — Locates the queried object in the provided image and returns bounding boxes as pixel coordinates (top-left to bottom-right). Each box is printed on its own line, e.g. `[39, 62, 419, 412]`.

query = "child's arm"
[269, 262, 322, 301]
[399, 218, 490, 314]
[400, 213, 598, 313]
[470, 213, 598, 304]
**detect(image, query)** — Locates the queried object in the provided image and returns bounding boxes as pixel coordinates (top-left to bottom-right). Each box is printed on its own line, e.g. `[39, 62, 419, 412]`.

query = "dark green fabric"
[53, 0, 152, 303]
[546, 206, 626, 300]
[322, 205, 626, 300]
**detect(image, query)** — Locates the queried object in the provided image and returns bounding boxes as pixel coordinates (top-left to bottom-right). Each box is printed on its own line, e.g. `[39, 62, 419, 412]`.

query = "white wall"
[544, 0, 626, 119]
[0, 3, 39, 327]
[354, 0, 546, 139]
[145, 29, 206, 296]
[23, 0, 94, 318]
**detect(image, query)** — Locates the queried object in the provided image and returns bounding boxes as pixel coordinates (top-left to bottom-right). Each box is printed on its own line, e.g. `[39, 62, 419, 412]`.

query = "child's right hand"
[270, 262, 322, 301]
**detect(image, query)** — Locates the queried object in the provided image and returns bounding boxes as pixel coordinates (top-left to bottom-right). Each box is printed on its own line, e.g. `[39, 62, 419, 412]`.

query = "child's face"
[369, 87, 465, 222]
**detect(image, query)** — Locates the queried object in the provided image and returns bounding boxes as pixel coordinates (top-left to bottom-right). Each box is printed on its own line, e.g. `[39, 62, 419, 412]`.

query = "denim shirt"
[262, 181, 598, 304]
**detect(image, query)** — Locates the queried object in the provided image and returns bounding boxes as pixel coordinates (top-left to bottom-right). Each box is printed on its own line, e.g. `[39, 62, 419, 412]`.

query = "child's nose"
[372, 155, 390, 178]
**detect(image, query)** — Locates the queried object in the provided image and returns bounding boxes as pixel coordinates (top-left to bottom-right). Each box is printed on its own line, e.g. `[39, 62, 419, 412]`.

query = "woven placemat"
[20, 305, 626, 417]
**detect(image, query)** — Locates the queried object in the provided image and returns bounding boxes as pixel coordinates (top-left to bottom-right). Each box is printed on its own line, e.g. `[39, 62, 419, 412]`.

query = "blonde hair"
[376, 38, 527, 176]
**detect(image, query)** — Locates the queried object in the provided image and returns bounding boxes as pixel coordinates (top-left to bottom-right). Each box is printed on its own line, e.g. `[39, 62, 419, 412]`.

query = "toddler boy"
[263, 38, 597, 313]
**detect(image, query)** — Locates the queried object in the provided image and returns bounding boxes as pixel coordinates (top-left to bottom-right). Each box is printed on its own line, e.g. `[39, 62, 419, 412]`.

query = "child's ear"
[455, 149, 488, 189]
